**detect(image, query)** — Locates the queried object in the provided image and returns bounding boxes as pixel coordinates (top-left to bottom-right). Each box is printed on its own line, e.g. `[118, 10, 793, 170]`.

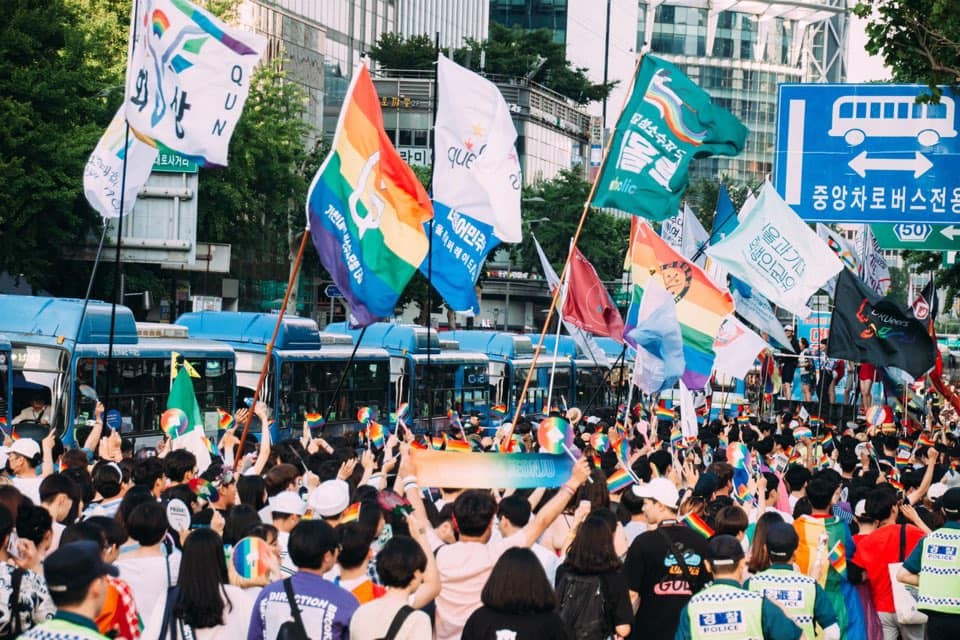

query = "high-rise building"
[397, 0, 490, 49]
[491, 0, 848, 186]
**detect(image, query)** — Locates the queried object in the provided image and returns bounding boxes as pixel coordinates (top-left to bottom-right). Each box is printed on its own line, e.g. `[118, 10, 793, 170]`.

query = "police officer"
[898, 487, 960, 640]
[746, 522, 840, 640]
[675, 534, 803, 640]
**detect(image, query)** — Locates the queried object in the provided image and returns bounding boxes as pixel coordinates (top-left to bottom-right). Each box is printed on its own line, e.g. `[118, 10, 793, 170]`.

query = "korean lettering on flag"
[84, 107, 159, 219]
[124, 0, 267, 167]
[855, 226, 892, 296]
[592, 55, 747, 222]
[706, 183, 842, 317]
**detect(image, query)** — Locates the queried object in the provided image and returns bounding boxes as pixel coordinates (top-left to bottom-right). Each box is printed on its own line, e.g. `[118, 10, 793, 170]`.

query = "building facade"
[397, 0, 490, 49]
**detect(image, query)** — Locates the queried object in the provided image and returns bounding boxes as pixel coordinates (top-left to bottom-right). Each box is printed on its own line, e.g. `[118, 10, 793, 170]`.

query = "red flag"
[562, 247, 625, 342]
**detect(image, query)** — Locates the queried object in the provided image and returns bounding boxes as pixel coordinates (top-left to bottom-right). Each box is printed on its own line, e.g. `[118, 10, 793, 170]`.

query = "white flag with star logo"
[433, 54, 522, 243]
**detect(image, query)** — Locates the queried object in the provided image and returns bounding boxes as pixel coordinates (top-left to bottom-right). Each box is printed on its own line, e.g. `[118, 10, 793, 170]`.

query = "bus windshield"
[11, 345, 66, 427]
[576, 367, 610, 410]
[412, 362, 489, 417]
[74, 357, 235, 435]
[280, 359, 389, 428]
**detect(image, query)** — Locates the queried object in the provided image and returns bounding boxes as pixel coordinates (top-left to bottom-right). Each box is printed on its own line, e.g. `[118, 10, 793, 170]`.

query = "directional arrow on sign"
[848, 151, 933, 178]
[941, 225, 960, 241]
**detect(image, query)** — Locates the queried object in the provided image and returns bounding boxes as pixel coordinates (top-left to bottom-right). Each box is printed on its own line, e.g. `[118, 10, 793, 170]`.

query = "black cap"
[941, 488, 960, 516]
[765, 522, 799, 559]
[44, 541, 118, 593]
[706, 534, 745, 566]
[693, 471, 720, 499]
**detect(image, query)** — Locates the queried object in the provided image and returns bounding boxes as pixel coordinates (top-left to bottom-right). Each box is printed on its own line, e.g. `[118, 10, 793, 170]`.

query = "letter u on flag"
[592, 55, 748, 221]
[306, 65, 434, 327]
[124, 0, 267, 167]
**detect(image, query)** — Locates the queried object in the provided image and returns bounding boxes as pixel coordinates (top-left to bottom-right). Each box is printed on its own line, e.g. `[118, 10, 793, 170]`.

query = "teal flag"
[592, 55, 748, 221]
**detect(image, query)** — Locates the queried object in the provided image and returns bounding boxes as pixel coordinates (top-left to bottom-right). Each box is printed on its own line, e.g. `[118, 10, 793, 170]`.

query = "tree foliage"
[367, 26, 615, 105]
[855, 0, 960, 101]
[517, 169, 630, 282]
[682, 177, 758, 231]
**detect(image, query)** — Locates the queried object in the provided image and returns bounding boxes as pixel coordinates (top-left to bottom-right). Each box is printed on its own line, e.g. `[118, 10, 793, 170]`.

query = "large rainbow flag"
[793, 515, 866, 640]
[306, 65, 434, 326]
[624, 220, 733, 390]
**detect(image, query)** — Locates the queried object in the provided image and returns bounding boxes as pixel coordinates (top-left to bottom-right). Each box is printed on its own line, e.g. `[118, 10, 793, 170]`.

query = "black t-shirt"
[623, 523, 711, 640]
[555, 564, 634, 630]
[461, 607, 572, 640]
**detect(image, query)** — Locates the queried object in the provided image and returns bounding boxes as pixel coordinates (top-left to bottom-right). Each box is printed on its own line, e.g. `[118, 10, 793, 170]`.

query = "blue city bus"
[527, 334, 613, 412]
[0, 295, 236, 444]
[0, 335, 12, 427]
[324, 322, 490, 430]
[177, 312, 390, 438]
[447, 330, 571, 417]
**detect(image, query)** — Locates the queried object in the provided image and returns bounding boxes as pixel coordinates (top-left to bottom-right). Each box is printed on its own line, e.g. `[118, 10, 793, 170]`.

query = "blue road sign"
[324, 284, 343, 298]
[774, 84, 960, 223]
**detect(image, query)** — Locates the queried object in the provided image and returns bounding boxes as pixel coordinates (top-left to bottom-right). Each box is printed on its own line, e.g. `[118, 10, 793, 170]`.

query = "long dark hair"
[563, 513, 622, 574]
[481, 547, 557, 615]
[175, 528, 232, 628]
[747, 511, 784, 574]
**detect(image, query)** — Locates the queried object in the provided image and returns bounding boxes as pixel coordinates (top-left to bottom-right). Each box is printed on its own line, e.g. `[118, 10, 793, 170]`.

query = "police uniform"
[903, 518, 960, 640]
[747, 564, 838, 640]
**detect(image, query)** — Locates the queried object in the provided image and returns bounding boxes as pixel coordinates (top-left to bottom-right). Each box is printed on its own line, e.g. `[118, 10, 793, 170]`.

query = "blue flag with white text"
[419, 202, 499, 315]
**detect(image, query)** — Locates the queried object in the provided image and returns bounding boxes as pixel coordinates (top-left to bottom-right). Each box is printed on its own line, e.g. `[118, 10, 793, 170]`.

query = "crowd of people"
[2, 396, 960, 640]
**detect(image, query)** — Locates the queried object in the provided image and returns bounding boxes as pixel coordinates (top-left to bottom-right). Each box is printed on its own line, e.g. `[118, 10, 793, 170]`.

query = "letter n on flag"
[562, 248, 624, 342]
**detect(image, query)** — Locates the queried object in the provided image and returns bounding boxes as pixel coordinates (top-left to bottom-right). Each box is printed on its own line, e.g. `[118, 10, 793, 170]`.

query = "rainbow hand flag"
[357, 407, 372, 425]
[624, 220, 734, 390]
[444, 435, 472, 453]
[828, 540, 847, 578]
[606, 468, 634, 493]
[681, 512, 715, 538]
[409, 438, 428, 451]
[820, 433, 834, 450]
[367, 421, 385, 448]
[670, 427, 682, 447]
[491, 404, 507, 417]
[306, 65, 433, 327]
[612, 434, 630, 463]
[340, 502, 361, 523]
[918, 433, 935, 448]
[305, 412, 325, 429]
[217, 408, 235, 431]
[656, 406, 676, 422]
[591, 433, 610, 453]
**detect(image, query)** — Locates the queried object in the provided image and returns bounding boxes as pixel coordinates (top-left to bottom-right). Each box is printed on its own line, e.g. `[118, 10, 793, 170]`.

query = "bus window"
[284, 360, 388, 428]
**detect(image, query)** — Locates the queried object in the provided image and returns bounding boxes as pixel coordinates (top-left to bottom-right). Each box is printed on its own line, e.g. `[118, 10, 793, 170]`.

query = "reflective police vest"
[20, 618, 110, 640]
[917, 526, 960, 614]
[688, 582, 765, 640]
[748, 566, 817, 639]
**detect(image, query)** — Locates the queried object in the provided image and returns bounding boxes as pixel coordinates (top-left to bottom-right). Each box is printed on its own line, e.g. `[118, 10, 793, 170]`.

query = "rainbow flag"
[429, 436, 445, 451]
[340, 502, 361, 523]
[624, 220, 734, 390]
[606, 468, 634, 492]
[718, 433, 729, 448]
[820, 433, 834, 450]
[656, 406, 676, 422]
[681, 512, 715, 538]
[918, 433, 935, 448]
[491, 404, 507, 417]
[736, 415, 750, 426]
[409, 439, 428, 451]
[828, 540, 847, 578]
[306, 65, 433, 327]
[367, 421, 385, 448]
[809, 417, 824, 430]
[670, 427, 682, 447]
[305, 412, 325, 429]
[217, 408, 235, 430]
[591, 433, 610, 453]
[818, 453, 832, 469]
[612, 434, 629, 463]
[444, 436, 472, 453]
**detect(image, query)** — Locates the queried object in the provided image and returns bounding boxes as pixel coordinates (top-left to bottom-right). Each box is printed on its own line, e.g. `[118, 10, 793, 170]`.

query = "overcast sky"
[846, 14, 891, 82]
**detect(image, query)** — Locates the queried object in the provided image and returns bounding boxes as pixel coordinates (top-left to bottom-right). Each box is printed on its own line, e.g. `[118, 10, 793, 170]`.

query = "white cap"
[854, 499, 867, 518]
[928, 483, 949, 501]
[632, 478, 680, 510]
[9, 438, 41, 461]
[783, 324, 793, 331]
[308, 480, 351, 518]
[269, 491, 306, 517]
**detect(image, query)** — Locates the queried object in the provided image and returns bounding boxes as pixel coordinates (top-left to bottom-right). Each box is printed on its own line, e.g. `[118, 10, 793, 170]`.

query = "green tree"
[368, 33, 438, 72]
[681, 177, 757, 231]
[517, 169, 630, 282]
[0, 0, 124, 292]
[855, 0, 960, 100]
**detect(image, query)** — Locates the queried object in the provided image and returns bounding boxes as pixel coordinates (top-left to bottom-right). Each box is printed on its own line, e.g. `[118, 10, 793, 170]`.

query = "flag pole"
[319, 326, 369, 428]
[545, 238, 570, 412]
[504, 54, 645, 447]
[234, 229, 310, 471]
[423, 31, 440, 434]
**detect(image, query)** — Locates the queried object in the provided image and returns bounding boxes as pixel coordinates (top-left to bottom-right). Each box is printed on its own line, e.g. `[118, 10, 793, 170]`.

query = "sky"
[845, 14, 891, 82]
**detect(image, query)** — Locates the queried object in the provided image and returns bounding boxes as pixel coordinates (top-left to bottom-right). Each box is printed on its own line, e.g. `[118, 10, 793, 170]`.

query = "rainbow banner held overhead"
[411, 449, 574, 489]
[306, 65, 434, 327]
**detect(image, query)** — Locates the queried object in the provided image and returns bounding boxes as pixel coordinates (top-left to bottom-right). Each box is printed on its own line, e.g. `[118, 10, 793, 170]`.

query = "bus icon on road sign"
[774, 84, 960, 224]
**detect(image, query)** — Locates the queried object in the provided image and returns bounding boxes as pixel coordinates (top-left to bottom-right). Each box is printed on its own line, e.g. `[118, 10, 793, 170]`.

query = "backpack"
[556, 572, 612, 640]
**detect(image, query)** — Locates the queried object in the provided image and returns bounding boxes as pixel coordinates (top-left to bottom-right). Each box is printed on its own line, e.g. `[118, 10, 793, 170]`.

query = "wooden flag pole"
[234, 229, 311, 470]
[504, 55, 645, 446]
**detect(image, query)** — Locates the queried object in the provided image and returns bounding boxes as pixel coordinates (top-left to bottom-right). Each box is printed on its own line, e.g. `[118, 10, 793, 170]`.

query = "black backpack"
[556, 572, 612, 640]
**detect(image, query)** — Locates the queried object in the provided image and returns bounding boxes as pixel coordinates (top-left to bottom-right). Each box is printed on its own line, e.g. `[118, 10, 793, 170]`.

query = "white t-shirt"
[142, 584, 258, 640]
[349, 592, 431, 640]
[433, 530, 526, 640]
[115, 551, 182, 616]
[11, 475, 42, 504]
[623, 520, 648, 547]
[531, 542, 559, 587]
